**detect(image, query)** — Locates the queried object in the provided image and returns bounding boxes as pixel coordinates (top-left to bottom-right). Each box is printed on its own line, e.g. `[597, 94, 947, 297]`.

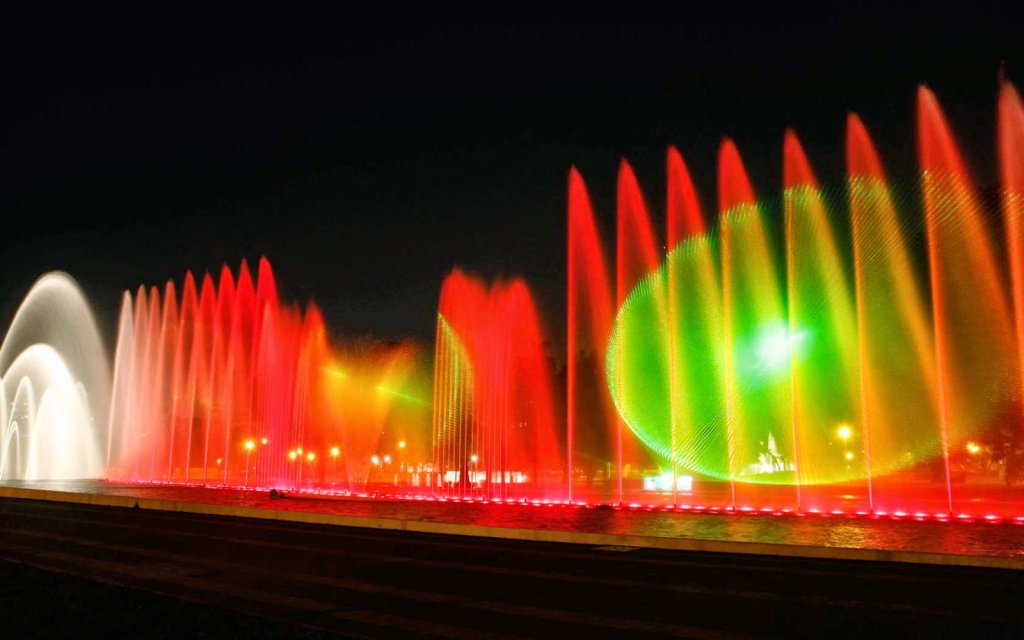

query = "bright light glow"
[966, 442, 982, 455]
[244, 439, 255, 451]
[306, 452, 315, 462]
[398, 440, 407, 449]
[297, 447, 303, 454]
[383, 455, 392, 464]
[371, 455, 380, 465]
[330, 446, 340, 457]
[470, 454, 478, 463]
[837, 425, 852, 441]
[642, 473, 694, 492]
[844, 451, 854, 461]
[288, 451, 297, 461]
[754, 325, 805, 372]
[261, 437, 268, 445]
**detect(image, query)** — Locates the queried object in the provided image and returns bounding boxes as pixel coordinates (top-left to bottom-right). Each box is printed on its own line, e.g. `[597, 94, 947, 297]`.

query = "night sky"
[4, 8, 1022, 353]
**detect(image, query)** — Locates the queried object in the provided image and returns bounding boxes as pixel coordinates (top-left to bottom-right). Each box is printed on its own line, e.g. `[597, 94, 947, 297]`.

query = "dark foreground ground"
[0, 498, 1021, 639]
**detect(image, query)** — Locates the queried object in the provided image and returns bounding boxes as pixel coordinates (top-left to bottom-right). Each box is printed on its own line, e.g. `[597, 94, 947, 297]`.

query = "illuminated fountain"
[324, 338, 424, 490]
[7, 81, 1024, 522]
[0, 273, 109, 480]
[106, 257, 426, 490]
[578, 82, 1024, 515]
[431, 269, 561, 498]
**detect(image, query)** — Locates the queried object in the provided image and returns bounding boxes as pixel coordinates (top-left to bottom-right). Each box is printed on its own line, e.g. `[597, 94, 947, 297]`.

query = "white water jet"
[0, 273, 109, 480]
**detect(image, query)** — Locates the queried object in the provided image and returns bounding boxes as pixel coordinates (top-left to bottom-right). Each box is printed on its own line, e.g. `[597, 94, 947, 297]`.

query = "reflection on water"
[5, 480, 1024, 559]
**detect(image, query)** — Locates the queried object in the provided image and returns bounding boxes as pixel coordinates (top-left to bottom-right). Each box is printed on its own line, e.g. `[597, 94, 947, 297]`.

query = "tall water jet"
[719, 140, 795, 507]
[847, 113, 942, 514]
[783, 131, 863, 509]
[666, 147, 707, 504]
[1000, 82, 1024, 451]
[918, 86, 1017, 513]
[566, 167, 615, 502]
[616, 161, 665, 503]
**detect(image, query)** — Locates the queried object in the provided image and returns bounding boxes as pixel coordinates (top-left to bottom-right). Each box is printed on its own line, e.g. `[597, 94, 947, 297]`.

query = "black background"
[3, 5, 1022, 352]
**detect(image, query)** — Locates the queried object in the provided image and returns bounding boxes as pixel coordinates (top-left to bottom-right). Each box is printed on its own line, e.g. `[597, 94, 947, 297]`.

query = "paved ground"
[0, 498, 1021, 639]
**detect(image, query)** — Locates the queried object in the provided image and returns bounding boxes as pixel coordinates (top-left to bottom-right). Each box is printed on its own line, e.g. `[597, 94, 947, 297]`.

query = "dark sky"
[3, 7, 1022, 352]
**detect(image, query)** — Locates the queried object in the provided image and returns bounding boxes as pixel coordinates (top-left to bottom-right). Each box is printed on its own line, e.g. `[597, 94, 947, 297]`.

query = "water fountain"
[431, 269, 561, 499]
[0, 273, 109, 480]
[596, 83, 1024, 515]
[5, 82, 1024, 521]
[106, 257, 424, 489]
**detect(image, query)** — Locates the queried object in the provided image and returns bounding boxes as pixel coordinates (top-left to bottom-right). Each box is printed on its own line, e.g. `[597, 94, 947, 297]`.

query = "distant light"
[288, 451, 297, 461]
[642, 472, 693, 492]
[216, 458, 222, 465]
[244, 439, 255, 451]
[307, 452, 316, 462]
[837, 425, 852, 441]
[297, 447, 303, 454]
[383, 455, 392, 464]
[966, 442, 982, 455]
[398, 440, 407, 449]
[371, 455, 380, 465]
[470, 454, 478, 463]
[844, 451, 854, 461]
[261, 437, 268, 445]
[330, 446, 340, 458]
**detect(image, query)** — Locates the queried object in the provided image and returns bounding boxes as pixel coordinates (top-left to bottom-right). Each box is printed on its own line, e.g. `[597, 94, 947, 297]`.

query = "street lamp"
[837, 425, 852, 442]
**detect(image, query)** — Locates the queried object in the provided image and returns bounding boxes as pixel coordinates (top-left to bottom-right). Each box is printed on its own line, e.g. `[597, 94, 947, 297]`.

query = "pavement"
[0, 497, 1022, 639]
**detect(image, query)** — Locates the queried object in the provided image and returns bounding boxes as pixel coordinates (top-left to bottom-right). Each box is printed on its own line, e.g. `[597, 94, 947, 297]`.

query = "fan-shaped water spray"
[599, 83, 1024, 514]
